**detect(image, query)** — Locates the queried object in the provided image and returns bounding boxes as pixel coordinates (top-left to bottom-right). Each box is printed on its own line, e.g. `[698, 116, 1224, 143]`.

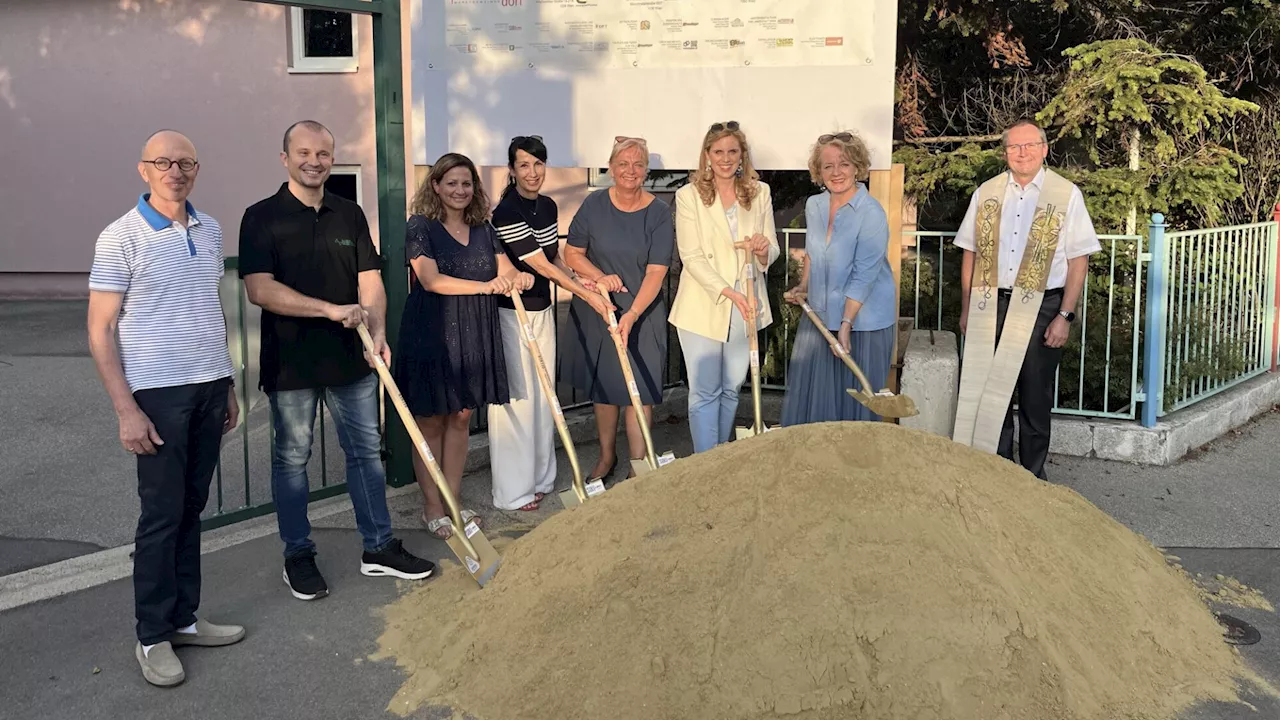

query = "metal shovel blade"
[444, 519, 502, 587]
[846, 388, 919, 419]
[631, 451, 675, 476]
[734, 422, 773, 440]
[560, 479, 606, 508]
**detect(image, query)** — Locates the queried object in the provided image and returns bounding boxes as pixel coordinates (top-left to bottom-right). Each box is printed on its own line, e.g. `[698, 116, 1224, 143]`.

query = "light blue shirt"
[803, 184, 897, 332]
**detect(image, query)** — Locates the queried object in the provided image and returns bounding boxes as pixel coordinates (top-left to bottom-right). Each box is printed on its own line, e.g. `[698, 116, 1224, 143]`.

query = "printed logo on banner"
[825, 37, 844, 46]
[683, 40, 698, 49]
[640, 20, 650, 30]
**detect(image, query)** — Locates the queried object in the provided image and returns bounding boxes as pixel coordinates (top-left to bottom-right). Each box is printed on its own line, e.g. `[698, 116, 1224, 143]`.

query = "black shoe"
[283, 552, 329, 601]
[360, 538, 436, 581]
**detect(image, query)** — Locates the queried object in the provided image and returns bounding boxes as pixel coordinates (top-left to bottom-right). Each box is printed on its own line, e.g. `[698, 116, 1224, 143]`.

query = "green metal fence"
[205, 245, 685, 529]
[202, 257, 346, 531]
[761, 228, 1146, 419]
[1154, 220, 1279, 414]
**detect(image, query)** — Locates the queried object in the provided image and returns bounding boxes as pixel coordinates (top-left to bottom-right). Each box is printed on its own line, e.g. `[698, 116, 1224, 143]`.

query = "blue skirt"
[780, 322, 896, 425]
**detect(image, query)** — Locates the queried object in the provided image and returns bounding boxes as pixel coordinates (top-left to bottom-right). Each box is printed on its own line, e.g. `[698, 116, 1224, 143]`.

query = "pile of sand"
[374, 422, 1268, 719]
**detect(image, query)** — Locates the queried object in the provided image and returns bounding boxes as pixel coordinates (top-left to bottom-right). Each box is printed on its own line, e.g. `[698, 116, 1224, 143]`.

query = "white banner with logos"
[429, 0, 874, 71]
[412, 0, 897, 170]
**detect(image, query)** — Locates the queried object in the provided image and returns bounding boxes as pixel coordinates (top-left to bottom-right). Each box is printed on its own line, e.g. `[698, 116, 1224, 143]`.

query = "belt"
[998, 287, 1063, 298]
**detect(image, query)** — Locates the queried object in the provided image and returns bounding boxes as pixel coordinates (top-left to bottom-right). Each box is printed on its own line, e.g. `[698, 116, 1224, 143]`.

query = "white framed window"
[289, 7, 358, 74]
[325, 165, 363, 206]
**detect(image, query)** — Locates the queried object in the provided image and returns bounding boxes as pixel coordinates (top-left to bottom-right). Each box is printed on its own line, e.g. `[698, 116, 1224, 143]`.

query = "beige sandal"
[423, 513, 453, 539]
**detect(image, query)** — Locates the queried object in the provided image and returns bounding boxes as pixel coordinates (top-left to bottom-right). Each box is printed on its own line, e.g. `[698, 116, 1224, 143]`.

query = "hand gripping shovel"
[599, 288, 675, 476]
[797, 301, 919, 419]
[356, 324, 502, 587]
[508, 290, 603, 508]
[734, 247, 770, 439]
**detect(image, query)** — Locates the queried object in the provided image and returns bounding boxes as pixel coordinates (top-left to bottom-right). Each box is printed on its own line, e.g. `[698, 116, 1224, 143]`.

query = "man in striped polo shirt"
[88, 130, 246, 688]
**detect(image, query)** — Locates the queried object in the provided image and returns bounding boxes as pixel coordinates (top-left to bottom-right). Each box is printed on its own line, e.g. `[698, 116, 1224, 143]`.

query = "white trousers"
[488, 306, 558, 509]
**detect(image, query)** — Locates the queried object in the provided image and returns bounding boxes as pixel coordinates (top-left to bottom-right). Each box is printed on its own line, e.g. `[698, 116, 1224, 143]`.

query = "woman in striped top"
[489, 135, 613, 511]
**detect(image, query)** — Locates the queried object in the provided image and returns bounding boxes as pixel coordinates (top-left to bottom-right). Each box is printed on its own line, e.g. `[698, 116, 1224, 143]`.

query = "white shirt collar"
[1007, 167, 1046, 192]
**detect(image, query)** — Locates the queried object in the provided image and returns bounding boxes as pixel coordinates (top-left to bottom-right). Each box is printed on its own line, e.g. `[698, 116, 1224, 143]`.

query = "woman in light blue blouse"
[781, 131, 897, 424]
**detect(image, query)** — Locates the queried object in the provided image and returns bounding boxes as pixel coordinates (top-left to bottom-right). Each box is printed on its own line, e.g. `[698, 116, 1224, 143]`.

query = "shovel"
[508, 290, 602, 508]
[734, 247, 770, 439]
[599, 288, 675, 476]
[797, 300, 919, 419]
[356, 324, 502, 587]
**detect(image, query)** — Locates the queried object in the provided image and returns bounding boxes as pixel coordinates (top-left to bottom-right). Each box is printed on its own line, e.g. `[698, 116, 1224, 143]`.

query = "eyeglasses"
[709, 120, 740, 133]
[511, 135, 543, 143]
[1004, 141, 1047, 154]
[818, 132, 854, 144]
[142, 157, 198, 172]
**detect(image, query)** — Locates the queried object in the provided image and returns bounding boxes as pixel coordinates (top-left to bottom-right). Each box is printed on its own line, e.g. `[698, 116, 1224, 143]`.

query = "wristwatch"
[1059, 310, 1076, 323]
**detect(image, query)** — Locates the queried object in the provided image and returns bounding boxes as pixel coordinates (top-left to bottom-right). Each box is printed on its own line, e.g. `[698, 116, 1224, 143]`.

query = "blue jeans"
[269, 373, 392, 558]
[677, 306, 750, 454]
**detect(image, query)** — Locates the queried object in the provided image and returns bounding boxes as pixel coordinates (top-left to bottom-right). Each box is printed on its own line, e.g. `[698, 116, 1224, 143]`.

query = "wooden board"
[869, 163, 906, 422]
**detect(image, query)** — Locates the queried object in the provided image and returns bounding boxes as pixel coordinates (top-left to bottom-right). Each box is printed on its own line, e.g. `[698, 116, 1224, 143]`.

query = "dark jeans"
[994, 289, 1064, 479]
[132, 378, 230, 645]
[269, 373, 392, 558]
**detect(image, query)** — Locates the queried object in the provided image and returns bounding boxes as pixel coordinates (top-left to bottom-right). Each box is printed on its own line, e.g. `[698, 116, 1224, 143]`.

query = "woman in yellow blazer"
[669, 121, 779, 453]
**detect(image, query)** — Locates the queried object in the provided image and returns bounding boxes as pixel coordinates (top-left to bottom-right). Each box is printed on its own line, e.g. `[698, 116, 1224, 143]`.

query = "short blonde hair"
[807, 131, 871, 185]
[609, 136, 650, 167]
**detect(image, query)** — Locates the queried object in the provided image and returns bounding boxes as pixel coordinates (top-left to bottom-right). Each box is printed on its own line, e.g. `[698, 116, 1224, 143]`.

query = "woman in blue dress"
[781, 131, 898, 425]
[394, 152, 532, 539]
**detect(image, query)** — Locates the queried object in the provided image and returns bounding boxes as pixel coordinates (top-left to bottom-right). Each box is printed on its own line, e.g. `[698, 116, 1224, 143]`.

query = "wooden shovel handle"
[599, 288, 658, 470]
[509, 291, 587, 504]
[738, 247, 764, 434]
[355, 324, 478, 561]
[798, 302, 877, 395]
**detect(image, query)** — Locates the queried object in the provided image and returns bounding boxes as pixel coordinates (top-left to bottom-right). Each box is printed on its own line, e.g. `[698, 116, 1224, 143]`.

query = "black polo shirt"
[238, 183, 382, 393]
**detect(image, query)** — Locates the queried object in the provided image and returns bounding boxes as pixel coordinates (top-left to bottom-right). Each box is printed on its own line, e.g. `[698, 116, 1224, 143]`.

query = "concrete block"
[899, 329, 959, 438]
[1048, 417, 1095, 457]
[1093, 423, 1169, 465]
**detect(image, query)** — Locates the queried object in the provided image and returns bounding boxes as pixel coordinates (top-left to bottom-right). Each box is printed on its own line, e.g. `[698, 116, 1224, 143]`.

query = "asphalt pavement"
[3, 299, 1280, 719]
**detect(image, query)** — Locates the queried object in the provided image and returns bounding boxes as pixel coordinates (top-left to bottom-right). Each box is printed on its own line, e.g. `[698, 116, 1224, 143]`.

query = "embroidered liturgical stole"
[953, 169, 1073, 453]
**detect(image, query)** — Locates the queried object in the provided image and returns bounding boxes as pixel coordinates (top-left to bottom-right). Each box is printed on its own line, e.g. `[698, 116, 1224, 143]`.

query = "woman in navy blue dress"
[394, 153, 532, 539]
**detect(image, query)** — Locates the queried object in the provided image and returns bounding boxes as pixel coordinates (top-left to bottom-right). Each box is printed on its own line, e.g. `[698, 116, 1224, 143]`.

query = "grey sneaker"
[169, 618, 246, 647]
[135, 641, 184, 687]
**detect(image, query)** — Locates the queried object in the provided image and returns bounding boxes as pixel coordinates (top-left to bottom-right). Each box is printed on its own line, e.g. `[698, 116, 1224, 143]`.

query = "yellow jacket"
[668, 181, 780, 341]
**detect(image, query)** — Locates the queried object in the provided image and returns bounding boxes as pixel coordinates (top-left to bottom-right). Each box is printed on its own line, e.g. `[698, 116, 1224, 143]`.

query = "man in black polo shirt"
[239, 120, 434, 601]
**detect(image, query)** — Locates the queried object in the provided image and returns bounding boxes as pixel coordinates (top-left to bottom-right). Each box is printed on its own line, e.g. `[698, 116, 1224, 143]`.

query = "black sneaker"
[283, 552, 329, 601]
[360, 539, 436, 580]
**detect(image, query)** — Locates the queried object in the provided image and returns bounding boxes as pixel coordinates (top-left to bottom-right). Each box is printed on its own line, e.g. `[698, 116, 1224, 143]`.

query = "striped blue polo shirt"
[88, 194, 235, 392]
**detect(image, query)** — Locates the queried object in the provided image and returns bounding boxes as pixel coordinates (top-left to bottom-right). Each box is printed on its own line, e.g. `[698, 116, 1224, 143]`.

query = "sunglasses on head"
[511, 135, 543, 143]
[818, 132, 855, 143]
[614, 135, 646, 145]
[709, 120, 740, 133]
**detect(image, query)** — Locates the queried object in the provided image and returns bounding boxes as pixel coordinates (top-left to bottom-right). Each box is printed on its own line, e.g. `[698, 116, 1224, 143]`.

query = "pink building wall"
[0, 0, 592, 298]
[0, 0, 379, 295]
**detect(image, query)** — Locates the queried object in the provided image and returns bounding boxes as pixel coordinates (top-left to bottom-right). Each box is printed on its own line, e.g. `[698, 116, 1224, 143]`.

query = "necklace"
[518, 192, 539, 217]
[444, 221, 469, 243]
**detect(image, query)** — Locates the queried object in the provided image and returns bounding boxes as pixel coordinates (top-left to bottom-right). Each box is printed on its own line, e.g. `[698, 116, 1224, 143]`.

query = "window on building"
[289, 8, 358, 73]
[326, 166, 363, 205]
